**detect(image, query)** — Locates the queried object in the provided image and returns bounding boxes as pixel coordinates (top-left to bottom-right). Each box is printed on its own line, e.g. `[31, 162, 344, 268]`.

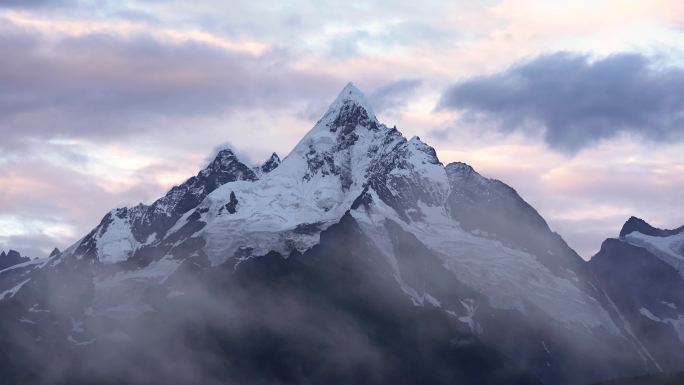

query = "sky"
[0, 0, 683, 259]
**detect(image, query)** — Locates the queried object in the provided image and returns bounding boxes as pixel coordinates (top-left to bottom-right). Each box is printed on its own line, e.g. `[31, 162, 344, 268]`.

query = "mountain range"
[0, 83, 681, 385]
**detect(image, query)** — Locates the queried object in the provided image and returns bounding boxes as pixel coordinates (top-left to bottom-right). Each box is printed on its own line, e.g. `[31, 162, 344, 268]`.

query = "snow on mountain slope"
[54, 82, 619, 334]
[64, 148, 278, 264]
[166, 83, 449, 265]
[623, 230, 684, 276]
[151, 83, 619, 337]
[351, 186, 618, 334]
[95, 210, 139, 264]
[589, 218, 684, 373]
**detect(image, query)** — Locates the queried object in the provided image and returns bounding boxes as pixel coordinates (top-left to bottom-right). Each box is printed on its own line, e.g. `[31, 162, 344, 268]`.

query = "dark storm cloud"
[0, 18, 338, 151]
[437, 52, 684, 153]
[369, 79, 423, 113]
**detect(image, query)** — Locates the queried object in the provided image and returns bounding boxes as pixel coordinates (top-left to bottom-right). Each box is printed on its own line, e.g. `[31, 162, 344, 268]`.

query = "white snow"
[95, 210, 138, 264]
[639, 307, 684, 343]
[425, 293, 441, 308]
[624, 231, 684, 276]
[0, 278, 30, 299]
[352, 189, 619, 335]
[458, 299, 482, 334]
[0, 259, 41, 275]
[640, 307, 661, 322]
[354, 217, 428, 306]
[325, 82, 376, 120]
[68, 335, 95, 346]
[670, 317, 684, 343]
[28, 304, 49, 313]
[170, 82, 415, 266]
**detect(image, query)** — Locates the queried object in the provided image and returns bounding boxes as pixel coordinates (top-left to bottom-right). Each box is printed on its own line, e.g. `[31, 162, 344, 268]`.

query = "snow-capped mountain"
[0, 83, 670, 385]
[66, 147, 278, 264]
[589, 217, 684, 372]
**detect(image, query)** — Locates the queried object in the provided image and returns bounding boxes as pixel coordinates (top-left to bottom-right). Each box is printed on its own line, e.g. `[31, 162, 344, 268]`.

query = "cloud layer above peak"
[438, 52, 684, 153]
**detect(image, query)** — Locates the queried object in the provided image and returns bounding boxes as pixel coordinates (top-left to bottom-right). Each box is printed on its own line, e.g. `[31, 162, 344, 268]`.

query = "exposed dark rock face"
[444, 162, 585, 274]
[367, 136, 445, 222]
[619, 216, 684, 238]
[70, 148, 267, 263]
[260, 153, 281, 174]
[160, 149, 257, 216]
[0, 250, 30, 270]
[225, 191, 238, 214]
[589, 218, 684, 374]
[330, 101, 379, 135]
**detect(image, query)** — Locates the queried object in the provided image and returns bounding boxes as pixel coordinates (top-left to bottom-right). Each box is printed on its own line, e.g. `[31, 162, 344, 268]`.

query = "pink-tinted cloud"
[0, 0, 683, 262]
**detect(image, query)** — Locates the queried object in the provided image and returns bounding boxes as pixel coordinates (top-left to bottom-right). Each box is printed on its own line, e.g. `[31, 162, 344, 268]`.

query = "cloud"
[0, 153, 184, 256]
[204, 142, 257, 166]
[0, 16, 339, 152]
[369, 79, 423, 113]
[430, 129, 684, 259]
[0, 231, 61, 259]
[326, 30, 371, 58]
[0, 0, 70, 9]
[437, 52, 684, 153]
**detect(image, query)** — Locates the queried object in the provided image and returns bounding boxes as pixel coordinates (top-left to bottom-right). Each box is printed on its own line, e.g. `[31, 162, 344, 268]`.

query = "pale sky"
[1, 0, 683, 259]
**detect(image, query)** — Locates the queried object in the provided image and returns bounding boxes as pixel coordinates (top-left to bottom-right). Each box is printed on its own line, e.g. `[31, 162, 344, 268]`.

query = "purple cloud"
[437, 52, 684, 153]
[0, 18, 340, 152]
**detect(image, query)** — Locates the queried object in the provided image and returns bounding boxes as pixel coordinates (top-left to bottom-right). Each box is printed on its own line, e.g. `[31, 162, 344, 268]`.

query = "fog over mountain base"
[0, 84, 682, 385]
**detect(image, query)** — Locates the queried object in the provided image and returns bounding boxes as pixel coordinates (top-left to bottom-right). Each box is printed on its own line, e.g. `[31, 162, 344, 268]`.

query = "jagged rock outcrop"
[0, 250, 30, 271]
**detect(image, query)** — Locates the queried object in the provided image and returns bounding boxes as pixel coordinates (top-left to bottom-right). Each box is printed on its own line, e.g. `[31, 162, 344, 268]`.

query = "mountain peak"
[619, 216, 684, 238]
[260, 152, 280, 173]
[620, 216, 651, 238]
[445, 161, 477, 177]
[212, 148, 239, 163]
[328, 82, 375, 119]
[0, 249, 29, 270]
[49, 247, 61, 258]
[201, 148, 254, 178]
